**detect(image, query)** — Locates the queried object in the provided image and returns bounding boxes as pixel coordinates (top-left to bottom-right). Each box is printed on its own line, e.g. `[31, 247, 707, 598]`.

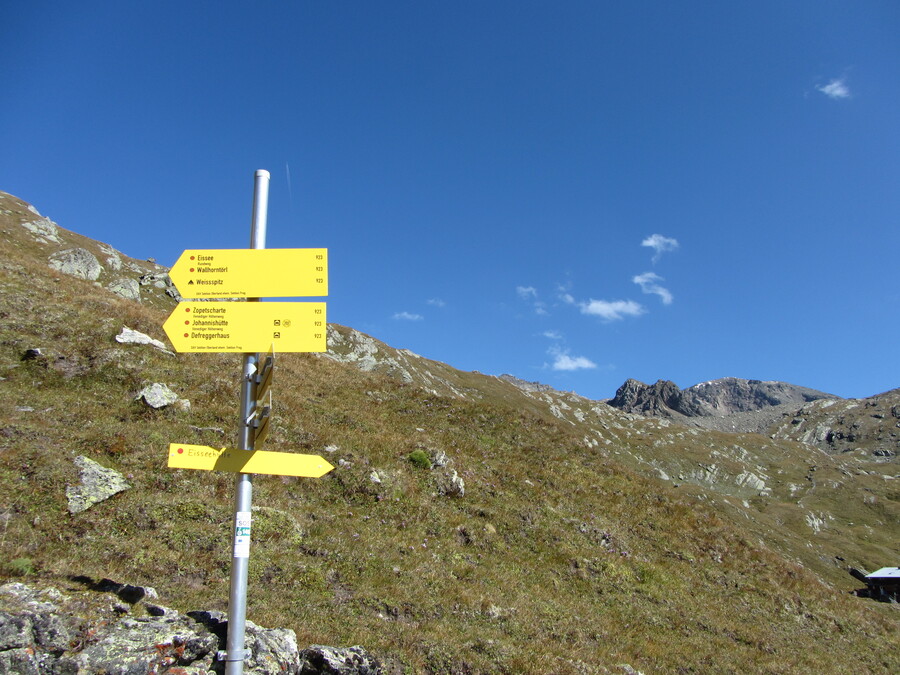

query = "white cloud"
[559, 292, 575, 305]
[549, 347, 597, 371]
[817, 78, 850, 100]
[641, 234, 679, 263]
[427, 298, 446, 307]
[579, 299, 645, 321]
[393, 311, 423, 321]
[633, 272, 673, 305]
[517, 285, 548, 315]
[542, 330, 563, 340]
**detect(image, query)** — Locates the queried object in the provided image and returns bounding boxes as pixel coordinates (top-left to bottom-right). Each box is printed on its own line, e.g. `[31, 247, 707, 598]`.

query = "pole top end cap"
[255, 169, 270, 179]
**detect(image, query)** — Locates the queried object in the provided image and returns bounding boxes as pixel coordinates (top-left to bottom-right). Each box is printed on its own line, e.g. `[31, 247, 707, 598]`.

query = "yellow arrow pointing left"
[168, 444, 334, 478]
[169, 248, 328, 299]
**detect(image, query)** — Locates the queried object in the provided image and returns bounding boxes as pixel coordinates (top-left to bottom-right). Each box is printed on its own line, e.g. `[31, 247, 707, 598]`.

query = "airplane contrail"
[285, 162, 294, 212]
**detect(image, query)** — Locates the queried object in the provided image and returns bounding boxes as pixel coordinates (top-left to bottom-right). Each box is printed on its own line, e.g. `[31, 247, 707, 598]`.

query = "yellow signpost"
[169, 248, 328, 298]
[165, 172, 331, 673]
[168, 443, 334, 478]
[162, 302, 326, 353]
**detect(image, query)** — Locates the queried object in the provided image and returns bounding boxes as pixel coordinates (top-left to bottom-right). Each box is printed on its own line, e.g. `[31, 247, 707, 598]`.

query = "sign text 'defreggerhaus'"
[162, 301, 326, 353]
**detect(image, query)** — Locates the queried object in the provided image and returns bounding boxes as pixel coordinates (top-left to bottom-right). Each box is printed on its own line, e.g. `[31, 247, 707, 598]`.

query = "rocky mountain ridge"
[607, 376, 838, 432]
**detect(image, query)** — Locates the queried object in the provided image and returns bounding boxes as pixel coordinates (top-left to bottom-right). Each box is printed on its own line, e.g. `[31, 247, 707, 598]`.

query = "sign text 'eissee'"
[169, 248, 327, 298]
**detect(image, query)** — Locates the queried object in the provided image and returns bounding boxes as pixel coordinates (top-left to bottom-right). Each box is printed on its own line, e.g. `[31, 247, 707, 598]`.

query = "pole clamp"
[216, 649, 251, 662]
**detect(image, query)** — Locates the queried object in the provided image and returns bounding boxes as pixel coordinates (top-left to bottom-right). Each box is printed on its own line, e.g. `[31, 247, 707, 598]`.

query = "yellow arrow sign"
[168, 444, 334, 478]
[169, 249, 328, 298]
[163, 302, 326, 353]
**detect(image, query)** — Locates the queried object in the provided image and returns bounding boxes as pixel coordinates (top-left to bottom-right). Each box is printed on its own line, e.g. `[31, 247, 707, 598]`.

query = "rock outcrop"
[0, 581, 383, 675]
[65, 455, 131, 514]
[608, 379, 682, 416]
[48, 247, 103, 281]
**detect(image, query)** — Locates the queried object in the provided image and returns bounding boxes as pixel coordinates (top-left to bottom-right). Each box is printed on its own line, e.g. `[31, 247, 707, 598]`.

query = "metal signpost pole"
[224, 169, 269, 675]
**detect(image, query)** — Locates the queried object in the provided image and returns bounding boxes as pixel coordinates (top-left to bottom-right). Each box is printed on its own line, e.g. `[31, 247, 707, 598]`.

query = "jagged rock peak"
[609, 379, 682, 417]
[608, 377, 838, 419]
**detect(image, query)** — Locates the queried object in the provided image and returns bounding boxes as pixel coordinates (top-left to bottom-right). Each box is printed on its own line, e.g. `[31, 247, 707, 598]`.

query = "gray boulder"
[136, 383, 180, 409]
[108, 277, 141, 301]
[436, 469, 465, 498]
[66, 455, 131, 514]
[300, 645, 382, 674]
[48, 248, 102, 281]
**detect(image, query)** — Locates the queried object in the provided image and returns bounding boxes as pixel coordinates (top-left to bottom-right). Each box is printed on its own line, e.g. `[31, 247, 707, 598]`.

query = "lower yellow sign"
[168, 443, 334, 478]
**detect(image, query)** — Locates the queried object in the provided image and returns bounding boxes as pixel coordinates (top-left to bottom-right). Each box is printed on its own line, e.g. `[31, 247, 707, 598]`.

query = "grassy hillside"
[1, 191, 897, 674]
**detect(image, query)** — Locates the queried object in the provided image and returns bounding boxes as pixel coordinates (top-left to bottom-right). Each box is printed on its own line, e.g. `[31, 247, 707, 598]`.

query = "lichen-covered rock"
[20, 216, 62, 245]
[48, 248, 102, 281]
[0, 582, 383, 675]
[66, 455, 131, 514]
[136, 382, 180, 409]
[57, 614, 219, 674]
[436, 469, 465, 497]
[300, 645, 382, 675]
[108, 277, 141, 301]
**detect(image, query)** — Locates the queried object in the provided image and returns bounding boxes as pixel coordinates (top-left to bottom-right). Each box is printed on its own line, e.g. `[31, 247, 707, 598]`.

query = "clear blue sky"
[3, 1, 898, 400]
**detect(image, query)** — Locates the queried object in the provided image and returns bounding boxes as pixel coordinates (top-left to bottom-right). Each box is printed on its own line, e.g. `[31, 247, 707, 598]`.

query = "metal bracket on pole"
[217, 649, 251, 662]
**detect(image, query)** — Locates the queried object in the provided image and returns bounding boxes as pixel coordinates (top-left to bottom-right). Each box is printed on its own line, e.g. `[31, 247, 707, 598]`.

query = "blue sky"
[3, 1, 898, 400]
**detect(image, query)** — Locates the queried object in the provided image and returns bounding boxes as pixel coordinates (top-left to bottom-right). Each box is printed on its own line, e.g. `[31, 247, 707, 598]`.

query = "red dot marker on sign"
[183, 333, 188, 338]
[185, 308, 190, 313]
[184, 320, 189, 325]
[190, 256, 195, 260]
[178, 448, 184, 454]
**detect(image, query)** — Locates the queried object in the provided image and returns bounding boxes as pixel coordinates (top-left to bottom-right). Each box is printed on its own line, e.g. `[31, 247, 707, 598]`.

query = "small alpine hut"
[865, 567, 900, 602]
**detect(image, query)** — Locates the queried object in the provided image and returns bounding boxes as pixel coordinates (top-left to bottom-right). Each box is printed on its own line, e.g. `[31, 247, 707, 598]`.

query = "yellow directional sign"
[163, 302, 326, 353]
[168, 444, 334, 478]
[169, 249, 328, 298]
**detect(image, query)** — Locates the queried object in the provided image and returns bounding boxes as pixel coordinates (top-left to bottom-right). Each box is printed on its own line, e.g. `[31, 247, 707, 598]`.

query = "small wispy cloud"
[633, 272, 673, 305]
[817, 78, 850, 100]
[516, 285, 548, 315]
[641, 234, 679, 263]
[427, 298, 446, 307]
[542, 330, 563, 340]
[393, 311, 423, 321]
[548, 346, 597, 371]
[579, 299, 645, 321]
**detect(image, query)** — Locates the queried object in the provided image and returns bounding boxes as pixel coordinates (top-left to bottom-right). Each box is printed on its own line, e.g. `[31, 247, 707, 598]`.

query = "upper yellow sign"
[169, 249, 328, 298]
[163, 301, 326, 353]
[168, 443, 334, 478]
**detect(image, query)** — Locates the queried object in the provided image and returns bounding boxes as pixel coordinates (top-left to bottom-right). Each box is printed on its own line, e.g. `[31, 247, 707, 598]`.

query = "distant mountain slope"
[1, 190, 898, 674]
[770, 388, 900, 460]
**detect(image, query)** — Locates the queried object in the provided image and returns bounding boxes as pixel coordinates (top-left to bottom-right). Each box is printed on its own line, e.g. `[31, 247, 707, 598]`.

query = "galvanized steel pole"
[224, 169, 269, 675]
